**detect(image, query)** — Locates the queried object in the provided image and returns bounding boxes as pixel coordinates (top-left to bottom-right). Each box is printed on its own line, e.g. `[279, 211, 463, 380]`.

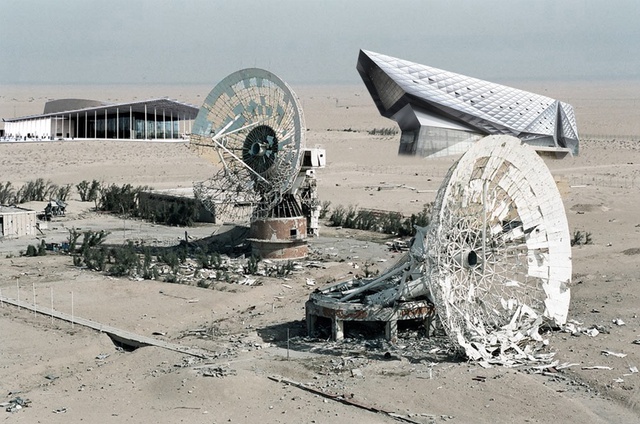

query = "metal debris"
[585, 328, 600, 337]
[581, 366, 613, 370]
[199, 366, 236, 378]
[601, 350, 627, 358]
[3, 396, 30, 413]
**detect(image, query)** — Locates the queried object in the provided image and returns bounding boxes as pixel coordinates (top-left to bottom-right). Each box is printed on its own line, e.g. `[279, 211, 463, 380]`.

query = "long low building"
[2, 98, 199, 141]
[357, 50, 580, 158]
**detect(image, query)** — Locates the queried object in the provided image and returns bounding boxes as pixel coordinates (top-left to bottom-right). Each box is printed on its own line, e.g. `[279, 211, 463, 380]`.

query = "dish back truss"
[307, 135, 571, 364]
[190, 68, 306, 222]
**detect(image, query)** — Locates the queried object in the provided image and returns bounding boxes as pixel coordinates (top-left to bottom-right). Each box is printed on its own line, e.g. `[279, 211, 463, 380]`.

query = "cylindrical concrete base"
[249, 216, 308, 260]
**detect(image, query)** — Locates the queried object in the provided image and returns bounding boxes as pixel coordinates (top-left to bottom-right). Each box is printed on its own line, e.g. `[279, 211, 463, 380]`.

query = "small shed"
[0, 206, 37, 238]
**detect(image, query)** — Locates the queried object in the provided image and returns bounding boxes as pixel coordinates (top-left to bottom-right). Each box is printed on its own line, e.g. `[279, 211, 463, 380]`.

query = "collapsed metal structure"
[307, 135, 572, 364]
[190, 68, 325, 259]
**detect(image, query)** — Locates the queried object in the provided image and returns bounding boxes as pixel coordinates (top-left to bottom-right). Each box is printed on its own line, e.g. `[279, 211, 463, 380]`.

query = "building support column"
[154, 108, 157, 139]
[385, 318, 398, 342]
[170, 110, 174, 139]
[332, 317, 344, 341]
[144, 104, 148, 139]
[94, 110, 97, 138]
[163, 109, 166, 140]
[116, 108, 119, 140]
[85, 112, 87, 138]
[105, 109, 108, 139]
[129, 106, 132, 139]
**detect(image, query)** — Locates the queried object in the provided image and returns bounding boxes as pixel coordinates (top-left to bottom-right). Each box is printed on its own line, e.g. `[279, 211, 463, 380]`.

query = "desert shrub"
[244, 255, 260, 275]
[68, 228, 82, 253]
[0, 179, 69, 204]
[319, 200, 331, 219]
[98, 183, 149, 214]
[197, 279, 211, 289]
[15, 178, 56, 203]
[76, 180, 102, 202]
[355, 209, 376, 231]
[380, 211, 404, 234]
[24, 240, 47, 257]
[107, 242, 140, 277]
[164, 272, 179, 284]
[571, 230, 594, 246]
[140, 247, 159, 280]
[55, 184, 72, 202]
[0, 182, 16, 204]
[196, 251, 224, 270]
[344, 205, 358, 228]
[82, 246, 108, 271]
[329, 205, 346, 226]
[177, 246, 187, 264]
[143, 201, 198, 227]
[25, 244, 38, 257]
[37, 239, 46, 256]
[158, 250, 180, 271]
[328, 202, 433, 236]
[398, 203, 432, 237]
[367, 127, 398, 136]
[70, 230, 110, 271]
[266, 260, 294, 278]
[79, 230, 109, 254]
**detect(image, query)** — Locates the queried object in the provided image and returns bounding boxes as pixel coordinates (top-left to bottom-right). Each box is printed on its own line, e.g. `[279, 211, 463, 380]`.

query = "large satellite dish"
[307, 135, 571, 364]
[425, 136, 571, 360]
[191, 68, 306, 222]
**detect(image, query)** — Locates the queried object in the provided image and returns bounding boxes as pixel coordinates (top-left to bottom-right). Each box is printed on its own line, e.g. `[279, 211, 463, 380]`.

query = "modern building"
[2, 98, 198, 141]
[357, 50, 580, 157]
[0, 206, 37, 239]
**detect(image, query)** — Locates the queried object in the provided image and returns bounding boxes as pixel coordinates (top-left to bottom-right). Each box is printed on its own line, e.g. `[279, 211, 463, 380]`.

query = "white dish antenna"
[191, 68, 306, 222]
[425, 135, 571, 360]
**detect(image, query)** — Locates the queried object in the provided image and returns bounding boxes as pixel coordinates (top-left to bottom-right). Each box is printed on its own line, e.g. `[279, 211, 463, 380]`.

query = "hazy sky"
[2, 0, 639, 85]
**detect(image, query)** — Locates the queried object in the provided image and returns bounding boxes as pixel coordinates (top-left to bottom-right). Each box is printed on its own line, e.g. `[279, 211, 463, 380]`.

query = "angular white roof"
[357, 50, 579, 155]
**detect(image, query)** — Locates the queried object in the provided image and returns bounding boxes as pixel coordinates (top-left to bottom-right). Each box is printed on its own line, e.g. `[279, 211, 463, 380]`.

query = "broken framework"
[306, 136, 572, 363]
[190, 68, 325, 260]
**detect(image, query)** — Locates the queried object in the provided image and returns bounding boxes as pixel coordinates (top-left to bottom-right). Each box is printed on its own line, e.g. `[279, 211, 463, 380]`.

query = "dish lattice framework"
[190, 68, 306, 221]
[425, 135, 571, 361]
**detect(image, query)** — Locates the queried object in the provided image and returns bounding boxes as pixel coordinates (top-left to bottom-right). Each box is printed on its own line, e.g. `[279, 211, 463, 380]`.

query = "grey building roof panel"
[3, 98, 199, 123]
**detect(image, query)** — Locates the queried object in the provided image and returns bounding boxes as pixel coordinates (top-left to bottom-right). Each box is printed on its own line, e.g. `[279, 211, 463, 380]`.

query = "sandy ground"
[0, 84, 640, 423]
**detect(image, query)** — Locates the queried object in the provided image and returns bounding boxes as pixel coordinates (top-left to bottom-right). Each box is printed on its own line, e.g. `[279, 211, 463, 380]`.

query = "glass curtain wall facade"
[75, 112, 179, 139]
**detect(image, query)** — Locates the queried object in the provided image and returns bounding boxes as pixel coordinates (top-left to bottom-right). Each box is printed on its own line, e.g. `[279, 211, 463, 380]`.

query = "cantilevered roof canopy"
[357, 50, 579, 157]
[3, 97, 199, 123]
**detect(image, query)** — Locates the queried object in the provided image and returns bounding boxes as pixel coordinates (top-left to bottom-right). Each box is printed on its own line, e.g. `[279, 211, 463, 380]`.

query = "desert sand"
[0, 82, 639, 423]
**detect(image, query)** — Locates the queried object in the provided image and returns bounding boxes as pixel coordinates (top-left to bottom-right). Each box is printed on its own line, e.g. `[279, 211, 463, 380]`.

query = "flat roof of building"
[0, 205, 36, 213]
[3, 97, 199, 123]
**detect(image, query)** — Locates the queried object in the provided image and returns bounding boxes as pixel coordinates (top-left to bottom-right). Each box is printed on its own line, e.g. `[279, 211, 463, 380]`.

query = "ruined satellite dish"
[425, 135, 571, 361]
[191, 68, 306, 221]
[307, 135, 571, 363]
[191, 68, 319, 259]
